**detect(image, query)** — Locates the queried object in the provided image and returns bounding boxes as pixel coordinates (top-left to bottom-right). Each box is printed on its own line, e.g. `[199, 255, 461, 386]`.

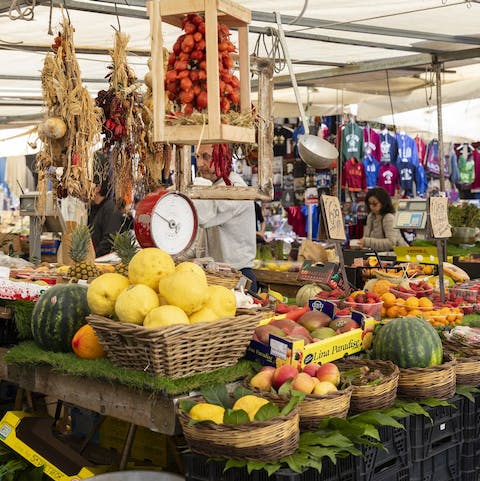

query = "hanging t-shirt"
[362, 154, 380, 188]
[396, 133, 419, 167]
[342, 157, 366, 192]
[397, 158, 417, 197]
[377, 163, 399, 196]
[363, 127, 382, 162]
[425, 139, 450, 178]
[416, 164, 428, 197]
[379, 132, 398, 166]
[415, 135, 427, 166]
[457, 154, 474, 186]
[341, 122, 364, 162]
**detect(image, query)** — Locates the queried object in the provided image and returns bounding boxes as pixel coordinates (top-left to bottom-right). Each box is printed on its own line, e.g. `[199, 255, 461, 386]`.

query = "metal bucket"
[297, 134, 338, 169]
[85, 471, 184, 481]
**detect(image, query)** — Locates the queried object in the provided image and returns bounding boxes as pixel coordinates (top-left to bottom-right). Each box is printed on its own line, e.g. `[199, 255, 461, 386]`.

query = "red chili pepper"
[284, 306, 309, 322]
[275, 303, 291, 314]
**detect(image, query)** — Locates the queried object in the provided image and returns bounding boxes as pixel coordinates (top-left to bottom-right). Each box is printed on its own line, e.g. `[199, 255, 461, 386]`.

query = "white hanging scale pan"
[134, 190, 198, 256]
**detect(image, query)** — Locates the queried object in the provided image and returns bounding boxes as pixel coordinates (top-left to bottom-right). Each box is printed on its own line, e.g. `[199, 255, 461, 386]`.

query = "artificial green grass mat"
[412, 240, 480, 257]
[4, 342, 257, 397]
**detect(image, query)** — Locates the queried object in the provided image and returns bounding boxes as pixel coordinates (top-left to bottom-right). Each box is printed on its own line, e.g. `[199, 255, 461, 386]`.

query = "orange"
[397, 307, 408, 317]
[386, 306, 398, 318]
[408, 309, 422, 317]
[381, 292, 397, 308]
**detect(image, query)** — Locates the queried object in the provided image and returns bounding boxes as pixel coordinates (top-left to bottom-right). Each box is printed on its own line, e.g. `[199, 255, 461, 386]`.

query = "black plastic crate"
[409, 442, 462, 481]
[409, 395, 463, 461]
[461, 470, 480, 481]
[183, 452, 352, 481]
[355, 419, 410, 481]
[461, 392, 480, 443]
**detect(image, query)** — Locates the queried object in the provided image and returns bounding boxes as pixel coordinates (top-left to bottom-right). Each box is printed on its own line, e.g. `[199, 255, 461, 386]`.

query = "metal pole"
[435, 61, 445, 192]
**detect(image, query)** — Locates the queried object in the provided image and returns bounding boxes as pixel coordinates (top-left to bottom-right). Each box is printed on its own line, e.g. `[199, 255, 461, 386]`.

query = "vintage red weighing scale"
[134, 189, 198, 256]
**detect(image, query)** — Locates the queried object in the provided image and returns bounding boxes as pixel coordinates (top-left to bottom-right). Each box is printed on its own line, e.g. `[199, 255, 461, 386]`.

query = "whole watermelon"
[296, 284, 322, 307]
[372, 317, 443, 368]
[31, 284, 89, 352]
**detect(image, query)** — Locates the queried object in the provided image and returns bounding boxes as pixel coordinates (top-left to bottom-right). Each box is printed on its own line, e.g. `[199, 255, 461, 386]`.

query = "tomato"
[230, 91, 240, 106]
[189, 70, 199, 83]
[167, 52, 176, 67]
[165, 80, 178, 93]
[180, 90, 194, 104]
[199, 60, 207, 70]
[192, 14, 204, 26]
[192, 84, 201, 96]
[227, 41, 236, 53]
[193, 32, 203, 42]
[181, 34, 195, 52]
[165, 70, 177, 82]
[174, 59, 188, 71]
[230, 75, 240, 88]
[222, 54, 234, 70]
[196, 91, 208, 110]
[190, 50, 204, 61]
[197, 22, 206, 35]
[220, 97, 230, 113]
[167, 91, 176, 101]
[218, 41, 229, 52]
[224, 83, 233, 96]
[183, 103, 194, 115]
[180, 77, 192, 91]
[196, 40, 206, 51]
[183, 22, 196, 34]
[178, 52, 190, 62]
[177, 70, 190, 79]
[198, 69, 207, 81]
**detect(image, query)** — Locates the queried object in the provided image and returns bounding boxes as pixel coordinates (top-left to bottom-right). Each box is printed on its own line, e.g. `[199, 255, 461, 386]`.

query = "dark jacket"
[88, 198, 126, 257]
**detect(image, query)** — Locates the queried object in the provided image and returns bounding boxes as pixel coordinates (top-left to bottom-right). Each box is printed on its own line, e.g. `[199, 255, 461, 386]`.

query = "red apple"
[272, 364, 299, 390]
[316, 363, 341, 387]
[302, 363, 321, 377]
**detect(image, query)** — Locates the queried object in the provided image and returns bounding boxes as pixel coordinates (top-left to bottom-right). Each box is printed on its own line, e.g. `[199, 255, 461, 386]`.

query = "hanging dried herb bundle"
[37, 16, 102, 204]
[141, 50, 172, 193]
[96, 30, 147, 207]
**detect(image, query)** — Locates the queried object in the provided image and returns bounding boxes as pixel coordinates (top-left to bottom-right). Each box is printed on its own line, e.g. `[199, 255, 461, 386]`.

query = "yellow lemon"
[189, 307, 219, 323]
[203, 285, 236, 319]
[128, 248, 175, 291]
[175, 261, 207, 283]
[189, 403, 225, 424]
[143, 305, 190, 329]
[114, 284, 159, 324]
[159, 271, 209, 315]
[233, 395, 270, 421]
[87, 273, 130, 317]
[418, 297, 433, 309]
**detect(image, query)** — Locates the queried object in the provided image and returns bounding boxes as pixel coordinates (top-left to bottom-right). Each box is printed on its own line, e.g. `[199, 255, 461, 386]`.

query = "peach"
[291, 372, 315, 394]
[316, 363, 341, 387]
[272, 364, 299, 390]
[250, 369, 274, 391]
[313, 381, 338, 395]
[302, 363, 320, 377]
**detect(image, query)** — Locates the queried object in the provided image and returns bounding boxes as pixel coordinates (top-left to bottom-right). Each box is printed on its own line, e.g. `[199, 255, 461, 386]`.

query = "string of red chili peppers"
[211, 144, 232, 186]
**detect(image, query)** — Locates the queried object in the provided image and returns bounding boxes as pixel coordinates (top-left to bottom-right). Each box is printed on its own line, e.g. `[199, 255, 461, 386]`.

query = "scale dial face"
[150, 192, 198, 256]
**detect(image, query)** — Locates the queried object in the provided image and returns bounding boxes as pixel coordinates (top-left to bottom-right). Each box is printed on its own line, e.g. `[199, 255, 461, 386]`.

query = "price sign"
[321, 194, 346, 241]
[297, 260, 339, 287]
[429, 197, 451, 239]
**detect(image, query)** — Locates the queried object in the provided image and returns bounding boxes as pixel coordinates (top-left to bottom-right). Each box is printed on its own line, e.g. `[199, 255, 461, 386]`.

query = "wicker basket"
[87, 312, 263, 378]
[336, 359, 399, 412]
[397, 354, 457, 401]
[443, 339, 480, 387]
[178, 406, 299, 461]
[205, 269, 242, 289]
[245, 379, 352, 431]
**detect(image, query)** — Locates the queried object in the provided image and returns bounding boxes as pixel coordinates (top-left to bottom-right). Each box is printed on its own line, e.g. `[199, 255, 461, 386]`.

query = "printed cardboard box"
[246, 299, 377, 370]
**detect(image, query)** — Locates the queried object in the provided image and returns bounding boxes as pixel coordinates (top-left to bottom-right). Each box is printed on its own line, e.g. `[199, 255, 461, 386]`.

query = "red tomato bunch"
[165, 13, 241, 115]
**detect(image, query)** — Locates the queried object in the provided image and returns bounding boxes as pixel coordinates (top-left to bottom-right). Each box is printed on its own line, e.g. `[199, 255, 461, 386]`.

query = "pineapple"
[67, 225, 100, 281]
[111, 230, 138, 276]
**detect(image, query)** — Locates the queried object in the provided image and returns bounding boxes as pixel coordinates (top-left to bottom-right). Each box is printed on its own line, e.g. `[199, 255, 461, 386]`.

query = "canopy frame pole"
[434, 60, 445, 193]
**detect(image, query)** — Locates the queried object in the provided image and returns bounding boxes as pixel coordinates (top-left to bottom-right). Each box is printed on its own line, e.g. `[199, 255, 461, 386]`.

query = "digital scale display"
[394, 200, 428, 230]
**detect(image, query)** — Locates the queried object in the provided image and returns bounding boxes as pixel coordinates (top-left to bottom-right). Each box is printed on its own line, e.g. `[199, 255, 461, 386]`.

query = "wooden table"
[0, 348, 181, 436]
[253, 269, 304, 298]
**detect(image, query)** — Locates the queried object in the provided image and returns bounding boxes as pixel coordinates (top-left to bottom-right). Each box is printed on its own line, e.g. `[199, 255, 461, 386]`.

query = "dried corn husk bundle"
[37, 16, 102, 205]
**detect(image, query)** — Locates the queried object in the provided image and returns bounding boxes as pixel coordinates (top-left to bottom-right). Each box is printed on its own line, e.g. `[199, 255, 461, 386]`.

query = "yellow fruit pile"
[380, 292, 462, 327]
[87, 247, 237, 329]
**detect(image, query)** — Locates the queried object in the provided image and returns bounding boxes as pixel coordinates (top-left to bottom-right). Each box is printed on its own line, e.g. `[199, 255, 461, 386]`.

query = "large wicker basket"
[336, 359, 399, 413]
[178, 406, 299, 461]
[87, 312, 264, 378]
[397, 355, 457, 401]
[245, 380, 352, 431]
[205, 269, 242, 289]
[443, 339, 480, 387]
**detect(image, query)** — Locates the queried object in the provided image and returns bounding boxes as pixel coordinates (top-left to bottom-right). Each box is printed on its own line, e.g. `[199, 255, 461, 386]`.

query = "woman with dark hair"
[358, 187, 407, 250]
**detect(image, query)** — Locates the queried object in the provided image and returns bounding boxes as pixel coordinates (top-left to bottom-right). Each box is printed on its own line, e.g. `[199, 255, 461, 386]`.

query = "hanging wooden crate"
[149, 0, 255, 145]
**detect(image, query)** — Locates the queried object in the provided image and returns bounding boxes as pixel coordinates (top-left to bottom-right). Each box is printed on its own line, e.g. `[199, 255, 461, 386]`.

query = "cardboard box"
[0, 233, 21, 256]
[245, 300, 377, 370]
[0, 411, 106, 480]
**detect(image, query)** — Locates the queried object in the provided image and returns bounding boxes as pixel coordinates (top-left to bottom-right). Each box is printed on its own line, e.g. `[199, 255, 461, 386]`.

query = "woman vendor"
[357, 187, 407, 251]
